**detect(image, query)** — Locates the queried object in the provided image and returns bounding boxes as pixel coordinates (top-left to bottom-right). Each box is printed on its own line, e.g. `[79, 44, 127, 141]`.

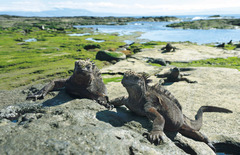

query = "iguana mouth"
[75, 68, 92, 74]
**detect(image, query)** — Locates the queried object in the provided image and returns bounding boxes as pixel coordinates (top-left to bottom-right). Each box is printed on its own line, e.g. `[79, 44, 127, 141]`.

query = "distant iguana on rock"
[26, 59, 112, 109]
[161, 43, 177, 52]
[110, 71, 232, 151]
[156, 67, 197, 84]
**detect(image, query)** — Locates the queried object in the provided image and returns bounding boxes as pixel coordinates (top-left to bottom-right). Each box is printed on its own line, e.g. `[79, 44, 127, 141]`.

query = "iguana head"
[122, 71, 151, 93]
[171, 67, 179, 72]
[74, 59, 97, 75]
[73, 59, 99, 84]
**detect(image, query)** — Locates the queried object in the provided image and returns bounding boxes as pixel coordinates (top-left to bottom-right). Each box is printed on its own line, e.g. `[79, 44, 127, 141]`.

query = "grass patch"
[103, 76, 123, 84]
[0, 27, 136, 90]
[171, 57, 240, 70]
[140, 41, 167, 48]
[224, 44, 237, 50]
[148, 63, 162, 67]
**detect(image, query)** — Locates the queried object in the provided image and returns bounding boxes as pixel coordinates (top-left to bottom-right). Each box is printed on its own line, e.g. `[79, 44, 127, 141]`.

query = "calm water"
[75, 15, 240, 44]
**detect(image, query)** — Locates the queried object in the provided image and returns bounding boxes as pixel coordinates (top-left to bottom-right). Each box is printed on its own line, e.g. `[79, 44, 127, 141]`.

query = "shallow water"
[24, 38, 37, 42]
[68, 33, 90, 36]
[85, 38, 105, 42]
[74, 15, 240, 44]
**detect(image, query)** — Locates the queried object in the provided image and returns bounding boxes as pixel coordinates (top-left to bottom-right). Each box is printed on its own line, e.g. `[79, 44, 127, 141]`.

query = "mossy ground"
[0, 27, 139, 90]
[171, 57, 240, 70]
[102, 76, 123, 84]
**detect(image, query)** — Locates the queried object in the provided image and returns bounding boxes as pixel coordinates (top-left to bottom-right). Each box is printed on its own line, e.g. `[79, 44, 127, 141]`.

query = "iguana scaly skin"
[110, 71, 232, 151]
[156, 67, 197, 84]
[27, 59, 111, 109]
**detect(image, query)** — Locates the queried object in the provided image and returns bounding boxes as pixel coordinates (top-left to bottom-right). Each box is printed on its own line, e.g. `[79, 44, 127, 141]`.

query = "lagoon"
[75, 15, 240, 44]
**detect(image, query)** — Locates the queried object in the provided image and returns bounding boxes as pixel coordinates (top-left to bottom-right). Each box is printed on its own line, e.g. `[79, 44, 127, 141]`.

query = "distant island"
[209, 15, 221, 18]
[166, 18, 240, 29]
[0, 15, 179, 29]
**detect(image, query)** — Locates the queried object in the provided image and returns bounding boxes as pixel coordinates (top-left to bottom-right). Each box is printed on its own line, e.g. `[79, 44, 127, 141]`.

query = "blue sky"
[0, 0, 240, 15]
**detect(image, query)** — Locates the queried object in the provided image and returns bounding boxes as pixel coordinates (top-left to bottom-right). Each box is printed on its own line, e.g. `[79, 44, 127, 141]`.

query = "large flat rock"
[101, 58, 161, 75]
[0, 99, 186, 155]
[132, 43, 240, 62]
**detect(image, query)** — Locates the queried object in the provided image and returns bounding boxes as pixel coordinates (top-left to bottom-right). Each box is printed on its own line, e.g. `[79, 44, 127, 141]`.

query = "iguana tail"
[184, 106, 232, 131]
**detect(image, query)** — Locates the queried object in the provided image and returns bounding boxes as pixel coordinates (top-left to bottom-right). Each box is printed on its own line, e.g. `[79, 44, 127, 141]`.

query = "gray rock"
[0, 102, 44, 120]
[146, 57, 168, 66]
[0, 99, 186, 155]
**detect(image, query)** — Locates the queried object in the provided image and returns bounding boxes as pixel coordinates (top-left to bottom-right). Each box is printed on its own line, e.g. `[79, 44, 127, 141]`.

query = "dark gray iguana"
[26, 59, 112, 109]
[110, 71, 232, 151]
[156, 67, 197, 84]
[161, 43, 177, 52]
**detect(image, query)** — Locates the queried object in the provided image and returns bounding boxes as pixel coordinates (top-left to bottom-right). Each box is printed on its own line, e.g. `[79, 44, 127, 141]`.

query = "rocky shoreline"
[1, 44, 240, 154]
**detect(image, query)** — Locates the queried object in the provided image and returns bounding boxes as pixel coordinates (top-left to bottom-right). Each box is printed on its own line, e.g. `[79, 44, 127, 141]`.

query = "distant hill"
[0, 8, 127, 17]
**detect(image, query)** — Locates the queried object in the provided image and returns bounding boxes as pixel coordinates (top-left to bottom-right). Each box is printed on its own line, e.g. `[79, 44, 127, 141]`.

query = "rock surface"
[133, 43, 240, 62]
[0, 44, 240, 154]
[101, 58, 161, 75]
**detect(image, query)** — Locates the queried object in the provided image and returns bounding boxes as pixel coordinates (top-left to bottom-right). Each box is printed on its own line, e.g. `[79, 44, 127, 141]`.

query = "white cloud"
[0, 0, 50, 12]
[49, 1, 130, 10]
[0, 0, 240, 15]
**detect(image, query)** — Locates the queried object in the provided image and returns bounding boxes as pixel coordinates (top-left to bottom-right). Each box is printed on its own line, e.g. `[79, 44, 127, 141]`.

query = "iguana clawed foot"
[207, 142, 216, 152]
[97, 97, 114, 110]
[143, 130, 164, 145]
[26, 94, 44, 101]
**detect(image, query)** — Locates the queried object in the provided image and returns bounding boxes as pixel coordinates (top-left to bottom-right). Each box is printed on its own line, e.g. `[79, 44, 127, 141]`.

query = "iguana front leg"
[144, 105, 165, 145]
[109, 96, 128, 107]
[96, 96, 114, 110]
[180, 77, 197, 83]
[26, 79, 66, 100]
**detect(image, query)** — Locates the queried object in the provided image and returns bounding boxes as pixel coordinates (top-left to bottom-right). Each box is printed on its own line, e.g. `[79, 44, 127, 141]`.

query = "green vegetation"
[171, 57, 240, 70]
[0, 25, 139, 90]
[167, 19, 240, 29]
[140, 41, 167, 48]
[148, 63, 162, 67]
[102, 76, 123, 84]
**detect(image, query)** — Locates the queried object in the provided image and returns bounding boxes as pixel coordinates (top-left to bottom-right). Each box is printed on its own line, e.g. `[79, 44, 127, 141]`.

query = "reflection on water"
[68, 33, 90, 36]
[24, 38, 37, 42]
[85, 38, 105, 42]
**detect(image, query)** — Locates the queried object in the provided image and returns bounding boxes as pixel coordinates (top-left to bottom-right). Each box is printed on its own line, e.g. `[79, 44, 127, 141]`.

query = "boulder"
[84, 44, 101, 50]
[96, 50, 126, 62]
[147, 58, 168, 66]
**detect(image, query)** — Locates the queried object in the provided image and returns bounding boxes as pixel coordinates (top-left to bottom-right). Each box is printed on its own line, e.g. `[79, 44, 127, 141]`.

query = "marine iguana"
[227, 40, 232, 45]
[110, 71, 232, 151]
[161, 43, 177, 52]
[216, 43, 225, 48]
[26, 59, 111, 109]
[156, 67, 197, 84]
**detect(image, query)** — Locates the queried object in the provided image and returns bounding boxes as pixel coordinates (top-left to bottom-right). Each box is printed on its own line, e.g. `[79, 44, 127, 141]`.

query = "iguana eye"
[86, 65, 91, 69]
